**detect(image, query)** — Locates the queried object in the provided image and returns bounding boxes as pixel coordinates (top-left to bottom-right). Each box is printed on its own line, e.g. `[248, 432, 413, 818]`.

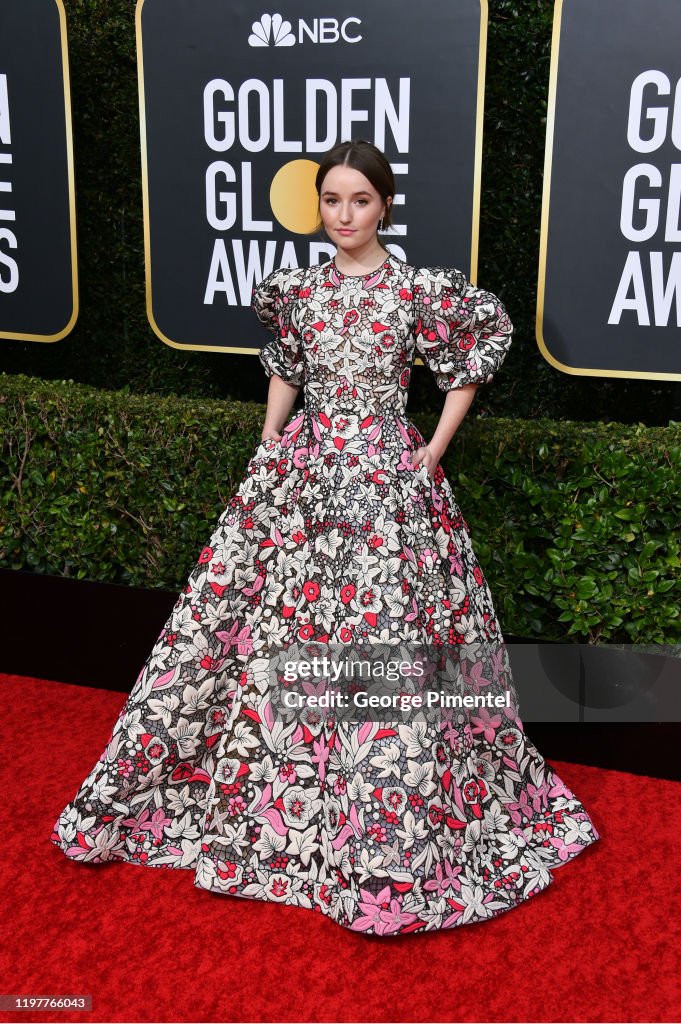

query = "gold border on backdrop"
[536, 0, 681, 382]
[0, 0, 79, 342]
[136, 0, 488, 355]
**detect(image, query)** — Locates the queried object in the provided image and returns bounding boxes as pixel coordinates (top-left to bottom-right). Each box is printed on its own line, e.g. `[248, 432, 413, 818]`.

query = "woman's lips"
[337, 229, 355, 235]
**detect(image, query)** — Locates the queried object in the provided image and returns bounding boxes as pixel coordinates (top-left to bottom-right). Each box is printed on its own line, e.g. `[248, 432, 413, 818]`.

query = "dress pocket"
[252, 437, 281, 458]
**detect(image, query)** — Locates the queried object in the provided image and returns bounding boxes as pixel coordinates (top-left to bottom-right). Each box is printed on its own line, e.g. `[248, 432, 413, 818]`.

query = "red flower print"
[198, 546, 213, 564]
[303, 581, 320, 601]
[458, 332, 476, 351]
[428, 806, 445, 826]
[340, 583, 356, 604]
[462, 778, 489, 805]
[270, 877, 289, 898]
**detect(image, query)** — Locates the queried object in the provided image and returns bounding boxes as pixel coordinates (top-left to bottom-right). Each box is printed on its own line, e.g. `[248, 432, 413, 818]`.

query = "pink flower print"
[116, 758, 134, 778]
[352, 886, 418, 935]
[418, 548, 438, 571]
[227, 796, 246, 816]
[312, 735, 330, 781]
[549, 836, 587, 862]
[131, 807, 172, 841]
[333, 776, 347, 797]
[507, 788, 534, 825]
[527, 780, 550, 813]
[462, 659, 494, 694]
[367, 823, 387, 843]
[548, 773, 575, 801]
[215, 621, 254, 657]
[423, 859, 463, 895]
[397, 448, 415, 472]
[471, 709, 503, 743]
[279, 762, 297, 784]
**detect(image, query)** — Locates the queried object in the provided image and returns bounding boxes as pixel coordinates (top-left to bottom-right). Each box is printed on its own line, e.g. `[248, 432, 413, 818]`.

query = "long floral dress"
[50, 252, 599, 936]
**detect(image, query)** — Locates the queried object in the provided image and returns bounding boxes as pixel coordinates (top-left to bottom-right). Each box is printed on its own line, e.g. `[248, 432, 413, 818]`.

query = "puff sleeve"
[412, 266, 513, 391]
[252, 267, 306, 386]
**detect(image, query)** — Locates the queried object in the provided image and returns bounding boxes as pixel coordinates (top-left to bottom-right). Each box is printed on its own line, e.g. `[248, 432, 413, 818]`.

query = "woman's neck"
[333, 240, 389, 275]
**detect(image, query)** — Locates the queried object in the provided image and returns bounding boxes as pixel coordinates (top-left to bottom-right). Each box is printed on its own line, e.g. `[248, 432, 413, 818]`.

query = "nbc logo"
[248, 14, 362, 46]
[248, 14, 296, 47]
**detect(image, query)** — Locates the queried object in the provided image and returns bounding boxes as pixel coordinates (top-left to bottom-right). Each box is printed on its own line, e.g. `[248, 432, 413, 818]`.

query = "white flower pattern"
[50, 253, 599, 936]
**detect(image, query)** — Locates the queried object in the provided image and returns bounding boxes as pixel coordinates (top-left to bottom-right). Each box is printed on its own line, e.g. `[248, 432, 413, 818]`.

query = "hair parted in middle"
[314, 139, 396, 232]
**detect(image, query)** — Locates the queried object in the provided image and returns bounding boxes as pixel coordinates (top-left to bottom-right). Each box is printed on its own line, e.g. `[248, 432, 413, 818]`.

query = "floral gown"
[51, 252, 599, 936]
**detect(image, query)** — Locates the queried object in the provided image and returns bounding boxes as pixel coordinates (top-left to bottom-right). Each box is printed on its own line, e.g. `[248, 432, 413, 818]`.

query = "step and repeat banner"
[538, 0, 681, 382]
[0, 0, 78, 343]
[1, 0, 679, 384]
[136, 0, 487, 353]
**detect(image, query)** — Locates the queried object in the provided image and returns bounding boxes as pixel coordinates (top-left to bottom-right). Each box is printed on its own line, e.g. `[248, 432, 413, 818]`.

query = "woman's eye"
[356, 199, 368, 206]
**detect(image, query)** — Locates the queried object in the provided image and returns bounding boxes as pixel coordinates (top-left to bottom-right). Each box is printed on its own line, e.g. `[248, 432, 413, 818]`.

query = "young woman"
[51, 139, 599, 937]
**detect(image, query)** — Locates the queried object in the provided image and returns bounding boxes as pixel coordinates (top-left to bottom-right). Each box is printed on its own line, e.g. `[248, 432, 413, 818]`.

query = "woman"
[51, 139, 599, 937]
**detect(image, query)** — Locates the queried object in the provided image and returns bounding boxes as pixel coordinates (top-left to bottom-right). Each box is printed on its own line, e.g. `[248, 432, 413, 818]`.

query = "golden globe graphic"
[136, 0, 485, 352]
[269, 159, 320, 234]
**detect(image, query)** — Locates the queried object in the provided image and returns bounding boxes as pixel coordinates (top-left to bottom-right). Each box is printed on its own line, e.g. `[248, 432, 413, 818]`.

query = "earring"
[378, 217, 384, 232]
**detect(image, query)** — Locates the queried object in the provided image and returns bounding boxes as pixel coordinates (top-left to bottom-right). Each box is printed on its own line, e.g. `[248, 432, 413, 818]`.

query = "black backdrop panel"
[138, 0, 485, 351]
[539, 0, 681, 380]
[0, 0, 77, 341]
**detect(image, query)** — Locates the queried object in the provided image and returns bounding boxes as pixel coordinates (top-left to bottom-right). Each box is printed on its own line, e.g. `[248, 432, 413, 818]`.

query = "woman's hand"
[261, 424, 283, 442]
[410, 445, 441, 479]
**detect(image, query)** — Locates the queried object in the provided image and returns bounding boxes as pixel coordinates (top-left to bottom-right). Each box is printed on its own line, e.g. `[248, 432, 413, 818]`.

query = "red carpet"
[1, 673, 680, 1024]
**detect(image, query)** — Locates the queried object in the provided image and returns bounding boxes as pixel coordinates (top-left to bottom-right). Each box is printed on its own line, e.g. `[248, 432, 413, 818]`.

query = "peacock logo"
[248, 14, 296, 47]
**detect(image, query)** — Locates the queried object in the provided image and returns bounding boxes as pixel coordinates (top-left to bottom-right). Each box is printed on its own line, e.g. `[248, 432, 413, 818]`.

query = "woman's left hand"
[410, 446, 439, 479]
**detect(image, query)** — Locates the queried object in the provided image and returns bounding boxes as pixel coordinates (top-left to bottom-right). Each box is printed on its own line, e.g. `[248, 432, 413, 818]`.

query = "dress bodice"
[252, 252, 513, 416]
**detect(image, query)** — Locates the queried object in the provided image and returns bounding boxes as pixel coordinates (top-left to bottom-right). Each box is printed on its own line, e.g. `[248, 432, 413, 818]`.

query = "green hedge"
[2, 372, 680, 646]
[0, 0, 679, 426]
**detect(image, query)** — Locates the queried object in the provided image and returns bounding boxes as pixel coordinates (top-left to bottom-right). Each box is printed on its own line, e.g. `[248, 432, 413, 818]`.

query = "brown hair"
[315, 139, 395, 232]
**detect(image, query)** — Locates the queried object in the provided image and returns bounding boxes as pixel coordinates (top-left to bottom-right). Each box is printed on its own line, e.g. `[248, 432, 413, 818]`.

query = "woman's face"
[318, 164, 388, 256]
